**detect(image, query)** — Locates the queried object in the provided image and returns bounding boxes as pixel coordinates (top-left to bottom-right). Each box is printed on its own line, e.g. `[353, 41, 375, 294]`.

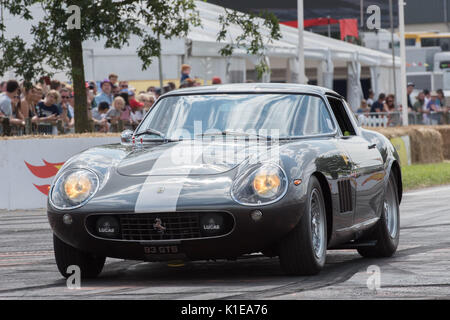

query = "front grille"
[87, 212, 233, 241]
[120, 212, 202, 241]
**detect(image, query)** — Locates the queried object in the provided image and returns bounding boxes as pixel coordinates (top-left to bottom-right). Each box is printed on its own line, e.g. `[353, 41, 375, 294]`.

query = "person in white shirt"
[0, 80, 19, 118]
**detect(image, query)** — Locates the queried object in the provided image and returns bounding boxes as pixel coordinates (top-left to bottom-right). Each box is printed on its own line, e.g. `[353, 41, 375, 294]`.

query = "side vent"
[338, 179, 353, 213]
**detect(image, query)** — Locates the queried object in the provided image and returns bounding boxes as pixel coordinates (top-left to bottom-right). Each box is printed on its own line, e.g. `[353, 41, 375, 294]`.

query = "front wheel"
[53, 234, 105, 279]
[357, 172, 400, 258]
[278, 176, 327, 275]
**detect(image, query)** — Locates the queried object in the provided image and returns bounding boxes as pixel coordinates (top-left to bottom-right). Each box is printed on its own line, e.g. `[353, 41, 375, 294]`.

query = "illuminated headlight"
[231, 163, 288, 206]
[50, 169, 99, 210]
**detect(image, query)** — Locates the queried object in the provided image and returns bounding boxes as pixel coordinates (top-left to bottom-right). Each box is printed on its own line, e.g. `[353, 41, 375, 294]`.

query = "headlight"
[231, 163, 288, 206]
[50, 168, 99, 210]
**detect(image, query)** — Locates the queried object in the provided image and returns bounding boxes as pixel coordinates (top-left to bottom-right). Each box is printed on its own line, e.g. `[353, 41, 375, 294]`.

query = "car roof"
[163, 83, 343, 99]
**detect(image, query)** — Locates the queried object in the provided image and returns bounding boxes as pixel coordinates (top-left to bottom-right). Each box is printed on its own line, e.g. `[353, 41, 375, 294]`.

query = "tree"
[0, 0, 281, 133]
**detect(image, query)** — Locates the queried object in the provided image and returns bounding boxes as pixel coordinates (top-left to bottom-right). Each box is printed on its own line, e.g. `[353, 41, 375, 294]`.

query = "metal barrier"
[2, 112, 449, 136]
[0, 117, 64, 136]
[357, 111, 450, 127]
[0, 118, 126, 136]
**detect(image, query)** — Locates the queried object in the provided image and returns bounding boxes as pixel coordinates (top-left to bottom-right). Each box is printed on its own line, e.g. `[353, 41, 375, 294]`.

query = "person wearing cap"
[128, 91, 145, 128]
[413, 91, 425, 113]
[426, 91, 442, 125]
[407, 82, 415, 110]
[94, 79, 113, 107]
[130, 101, 144, 128]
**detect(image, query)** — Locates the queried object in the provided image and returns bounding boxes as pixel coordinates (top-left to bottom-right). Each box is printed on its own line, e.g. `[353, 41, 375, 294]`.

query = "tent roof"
[188, 1, 400, 68]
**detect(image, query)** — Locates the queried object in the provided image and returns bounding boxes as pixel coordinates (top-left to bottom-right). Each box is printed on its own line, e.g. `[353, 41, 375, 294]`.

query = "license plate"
[144, 245, 179, 254]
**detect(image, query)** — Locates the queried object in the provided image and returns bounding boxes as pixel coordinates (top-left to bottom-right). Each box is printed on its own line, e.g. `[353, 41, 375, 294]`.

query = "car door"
[327, 96, 385, 227]
[299, 95, 355, 233]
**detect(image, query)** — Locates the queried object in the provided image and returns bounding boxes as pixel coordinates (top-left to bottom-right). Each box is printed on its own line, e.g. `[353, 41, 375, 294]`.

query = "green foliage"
[0, 1, 280, 82]
[217, 9, 281, 79]
[0, 0, 200, 81]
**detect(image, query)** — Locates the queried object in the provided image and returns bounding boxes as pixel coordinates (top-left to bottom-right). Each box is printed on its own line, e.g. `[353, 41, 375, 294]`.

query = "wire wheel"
[310, 188, 326, 259]
[384, 177, 399, 239]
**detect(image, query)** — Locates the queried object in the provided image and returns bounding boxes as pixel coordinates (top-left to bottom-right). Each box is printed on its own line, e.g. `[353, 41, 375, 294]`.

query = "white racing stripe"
[134, 141, 205, 213]
[133, 138, 276, 212]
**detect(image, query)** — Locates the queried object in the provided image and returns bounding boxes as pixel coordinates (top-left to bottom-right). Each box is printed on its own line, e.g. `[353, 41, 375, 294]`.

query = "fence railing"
[2, 111, 450, 136]
[357, 111, 450, 127]
[0, 117, 131, 136]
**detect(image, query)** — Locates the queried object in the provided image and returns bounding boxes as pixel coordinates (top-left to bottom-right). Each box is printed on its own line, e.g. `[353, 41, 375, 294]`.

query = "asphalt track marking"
[0, 184, 449, 299]
[0, 251, 53, 257]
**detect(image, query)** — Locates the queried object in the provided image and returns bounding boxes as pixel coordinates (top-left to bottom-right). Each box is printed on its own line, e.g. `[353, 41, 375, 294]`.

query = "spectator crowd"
[0, 64, 223, 136]
[356, 82, 449, 126]
[2, 64, 449, 136]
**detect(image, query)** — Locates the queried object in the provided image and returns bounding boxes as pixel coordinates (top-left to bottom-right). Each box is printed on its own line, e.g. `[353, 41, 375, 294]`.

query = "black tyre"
[278, 176, 327, 275]
[53, 234, 105, 279]
[357, 173, 400, 258]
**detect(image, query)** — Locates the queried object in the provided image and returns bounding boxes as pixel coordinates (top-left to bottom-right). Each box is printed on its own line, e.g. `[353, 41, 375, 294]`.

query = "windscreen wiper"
[133, 128, 173, 142]
[134, 128, 165, 138]
[196, 130, 272, 140]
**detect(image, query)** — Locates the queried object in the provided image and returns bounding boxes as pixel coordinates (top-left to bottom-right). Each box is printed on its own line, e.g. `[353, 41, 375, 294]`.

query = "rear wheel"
[278, 176, 327, 275]
[53, 234, 105, 279]
[357, 173, 400, 258]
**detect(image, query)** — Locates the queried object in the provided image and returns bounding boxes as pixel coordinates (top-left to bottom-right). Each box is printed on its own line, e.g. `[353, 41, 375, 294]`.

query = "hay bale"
[409, 127, 443, 163]
[365, 126, 444, 164]
[431, 125, 450, 160]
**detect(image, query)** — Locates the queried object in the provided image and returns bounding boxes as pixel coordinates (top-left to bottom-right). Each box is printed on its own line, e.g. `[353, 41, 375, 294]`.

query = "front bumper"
[48, 201, 304, 261]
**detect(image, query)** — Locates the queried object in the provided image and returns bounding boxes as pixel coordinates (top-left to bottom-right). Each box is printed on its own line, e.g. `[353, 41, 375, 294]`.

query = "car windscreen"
[136, 93, 335, 139]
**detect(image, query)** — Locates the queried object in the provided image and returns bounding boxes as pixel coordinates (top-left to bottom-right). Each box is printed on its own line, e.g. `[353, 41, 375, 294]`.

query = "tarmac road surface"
[0, 185, 449, 299]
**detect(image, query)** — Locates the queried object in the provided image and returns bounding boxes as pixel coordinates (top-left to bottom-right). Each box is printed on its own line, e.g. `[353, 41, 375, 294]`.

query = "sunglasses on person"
[61, 95, 70, 100]
[120, 85, 128, 89]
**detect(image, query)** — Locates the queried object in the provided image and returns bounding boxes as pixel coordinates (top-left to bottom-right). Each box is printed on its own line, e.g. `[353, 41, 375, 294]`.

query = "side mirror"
[120, 129, 134, 144]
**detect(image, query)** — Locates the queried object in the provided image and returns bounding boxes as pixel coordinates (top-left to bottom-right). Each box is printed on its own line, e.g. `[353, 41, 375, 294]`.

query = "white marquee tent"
[1, 1, 401, 111]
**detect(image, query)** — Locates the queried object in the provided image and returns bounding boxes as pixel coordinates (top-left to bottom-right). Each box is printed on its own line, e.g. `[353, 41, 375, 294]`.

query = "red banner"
[339, 19, 358, 40]
[281, 18, 339, 28]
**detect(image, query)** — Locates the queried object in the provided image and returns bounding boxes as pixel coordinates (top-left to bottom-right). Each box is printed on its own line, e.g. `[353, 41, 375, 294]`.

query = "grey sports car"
[47, 83, 402, 278]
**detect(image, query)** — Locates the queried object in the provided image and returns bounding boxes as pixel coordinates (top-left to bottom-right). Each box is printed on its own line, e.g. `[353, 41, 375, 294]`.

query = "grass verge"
[402, 161, 450, 191]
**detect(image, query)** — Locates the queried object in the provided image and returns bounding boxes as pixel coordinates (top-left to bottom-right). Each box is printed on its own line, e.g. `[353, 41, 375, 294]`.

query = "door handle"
[368, 143, 377, 149]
